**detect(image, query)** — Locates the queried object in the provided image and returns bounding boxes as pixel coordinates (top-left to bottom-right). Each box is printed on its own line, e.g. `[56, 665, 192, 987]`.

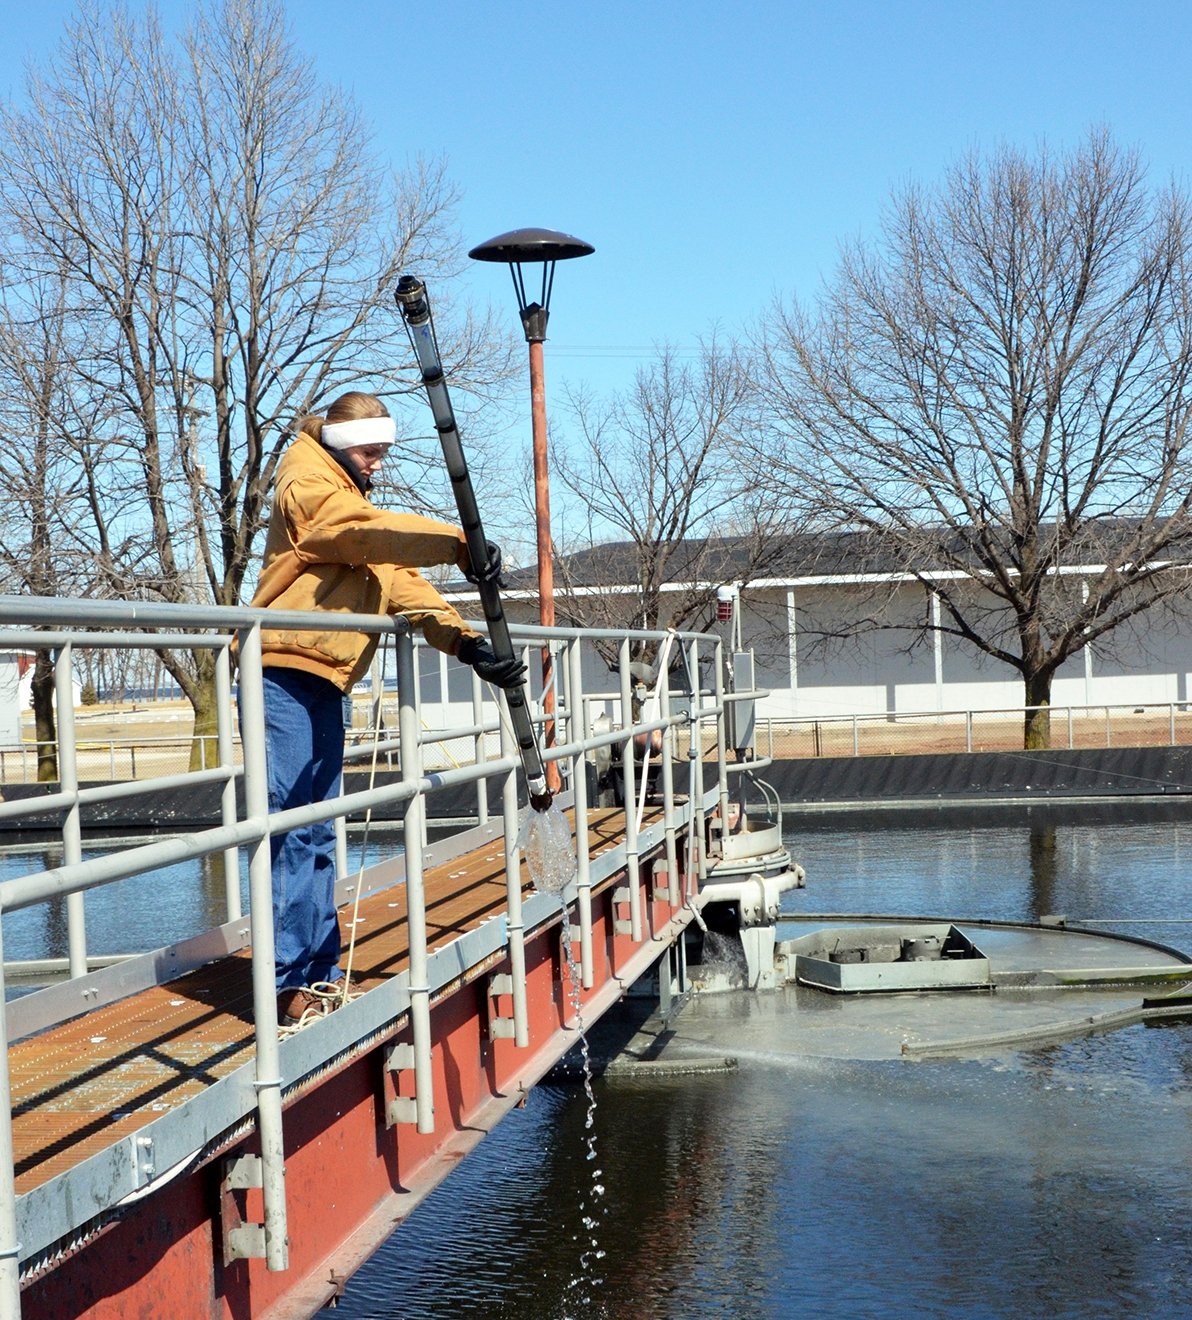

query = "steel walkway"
[14, 803, 697, 1320]
[10, 808, 651, 1197]
[0, 596, 740, 1319]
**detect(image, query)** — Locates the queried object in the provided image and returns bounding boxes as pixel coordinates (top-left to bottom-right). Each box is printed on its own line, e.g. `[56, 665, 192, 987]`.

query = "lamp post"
[469, 227, 594, 792]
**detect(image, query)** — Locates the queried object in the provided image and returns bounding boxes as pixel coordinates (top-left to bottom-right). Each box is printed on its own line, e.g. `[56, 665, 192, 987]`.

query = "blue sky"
[5, 0, 1192, 410]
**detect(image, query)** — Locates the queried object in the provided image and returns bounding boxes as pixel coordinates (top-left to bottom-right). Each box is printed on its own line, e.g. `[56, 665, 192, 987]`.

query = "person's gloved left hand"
[459, 636, 527, 689]
[459, 539, 505, 586]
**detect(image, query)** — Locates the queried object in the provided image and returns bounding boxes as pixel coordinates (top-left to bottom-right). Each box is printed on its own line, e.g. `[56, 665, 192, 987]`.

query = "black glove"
[461, 539, 504, 587]
[459, 636, 527, 689]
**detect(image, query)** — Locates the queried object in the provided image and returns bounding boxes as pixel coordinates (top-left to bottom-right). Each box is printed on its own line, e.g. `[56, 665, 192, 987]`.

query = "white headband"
[321, 416, 397, 450]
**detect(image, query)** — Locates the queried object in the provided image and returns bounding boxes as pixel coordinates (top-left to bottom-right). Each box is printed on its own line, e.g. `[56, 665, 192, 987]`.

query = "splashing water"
[519, 803, 577, 894]
[559, 902, 606, 1313]
[700, 928, 748, 975]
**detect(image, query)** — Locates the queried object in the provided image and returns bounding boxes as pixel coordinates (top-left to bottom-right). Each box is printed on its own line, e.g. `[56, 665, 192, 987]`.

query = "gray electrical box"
[727, 651, 756, 755]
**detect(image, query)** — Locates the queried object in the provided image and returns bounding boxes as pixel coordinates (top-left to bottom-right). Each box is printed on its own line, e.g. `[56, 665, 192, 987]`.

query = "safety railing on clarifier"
[0, 594, 740, 1316]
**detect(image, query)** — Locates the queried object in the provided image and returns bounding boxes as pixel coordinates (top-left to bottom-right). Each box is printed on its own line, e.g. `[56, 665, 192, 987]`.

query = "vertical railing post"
[1171, 702, 1177, 747]
[684, 639, 702, 901]
[413, 643, 429, 854]
[618, 638, 642, 942]
[395, 625, 435, 1133]
[54, 644, 87, 980]
[690, 640, 710, 890]
[567, 639, 594, 986]
[472, 669, 489, 826]
[658, 646, 680, 907]
[556, 637, 571, 796]
[712, 637, 731, 848]
[215, 644, 242, 923]
[0, 912, 23, 1320]
[235, 622, 289, 1271]
[497, 689, 530, 1044]
[333, 816, 349, 887]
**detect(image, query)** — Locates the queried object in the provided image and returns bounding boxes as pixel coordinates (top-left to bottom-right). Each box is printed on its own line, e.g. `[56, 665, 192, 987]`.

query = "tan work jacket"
[250, 431, 481, 690]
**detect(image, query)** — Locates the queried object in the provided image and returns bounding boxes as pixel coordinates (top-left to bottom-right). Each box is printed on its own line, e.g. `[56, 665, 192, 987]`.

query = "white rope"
[277, 655, 384, 1036]
[335, 634, 392, 1008]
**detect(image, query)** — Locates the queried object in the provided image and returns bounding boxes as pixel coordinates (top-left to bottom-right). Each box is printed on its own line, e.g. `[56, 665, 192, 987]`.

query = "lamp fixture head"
[468, 227, 594, 343]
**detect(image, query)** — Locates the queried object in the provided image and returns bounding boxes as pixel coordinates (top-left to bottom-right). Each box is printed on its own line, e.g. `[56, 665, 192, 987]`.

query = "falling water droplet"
[558, 898, 606, 1312]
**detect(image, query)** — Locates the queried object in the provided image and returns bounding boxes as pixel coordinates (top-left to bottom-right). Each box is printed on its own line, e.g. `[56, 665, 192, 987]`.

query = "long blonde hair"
[298, 391, 389, 443]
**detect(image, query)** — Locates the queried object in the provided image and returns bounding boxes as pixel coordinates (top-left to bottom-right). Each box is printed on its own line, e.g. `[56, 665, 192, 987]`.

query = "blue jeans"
[261, 668, 346, 991]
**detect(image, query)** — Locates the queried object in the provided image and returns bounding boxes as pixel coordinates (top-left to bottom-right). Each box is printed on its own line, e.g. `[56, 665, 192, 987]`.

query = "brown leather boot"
[276, 986, 328, 1029]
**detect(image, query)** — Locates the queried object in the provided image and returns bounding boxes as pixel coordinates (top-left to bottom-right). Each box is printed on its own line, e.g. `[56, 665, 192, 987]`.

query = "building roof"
[494, 519, 1192, 593]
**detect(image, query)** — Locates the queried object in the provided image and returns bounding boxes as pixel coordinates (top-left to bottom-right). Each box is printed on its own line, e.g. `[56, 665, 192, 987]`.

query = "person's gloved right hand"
[456, 539, 505, 586]
[458, 636, 527, 689]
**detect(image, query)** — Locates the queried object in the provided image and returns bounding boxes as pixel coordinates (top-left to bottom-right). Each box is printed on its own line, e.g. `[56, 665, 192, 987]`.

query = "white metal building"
[453, 532, 1192, 723]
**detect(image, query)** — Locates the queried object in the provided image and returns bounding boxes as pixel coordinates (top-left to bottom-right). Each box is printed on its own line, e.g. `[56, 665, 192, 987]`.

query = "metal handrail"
[0, 592, 737, 1310]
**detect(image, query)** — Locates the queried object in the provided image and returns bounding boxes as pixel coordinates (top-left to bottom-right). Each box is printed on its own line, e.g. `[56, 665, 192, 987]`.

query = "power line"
[547, 344, 706, 360]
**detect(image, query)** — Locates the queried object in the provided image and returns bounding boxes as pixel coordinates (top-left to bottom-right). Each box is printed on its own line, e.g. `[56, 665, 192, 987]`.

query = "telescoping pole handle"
[395, 274, 552, 812]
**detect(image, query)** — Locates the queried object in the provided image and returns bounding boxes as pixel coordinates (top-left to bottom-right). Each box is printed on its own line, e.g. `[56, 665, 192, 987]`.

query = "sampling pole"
[396, 274, 552, 812]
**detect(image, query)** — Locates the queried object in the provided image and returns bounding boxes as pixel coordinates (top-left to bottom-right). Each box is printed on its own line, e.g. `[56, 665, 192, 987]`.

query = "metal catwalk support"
[55, 645, 87, 980]
[215, 644, 242, 923]
[497, 686, 530, 1047]
[396, 624, 435, 1133]
[497, 687, 530, 1040]
[236, 621, 290, 1271]
[568, 638, 595, 987]
[0, 917, 18, 1320]
[618, 638, 643, 942]
[659, 660, 681, 907]
[712, 636, 732, 845]
[685, 638, 704, 899]
[472, 668, 490, 826]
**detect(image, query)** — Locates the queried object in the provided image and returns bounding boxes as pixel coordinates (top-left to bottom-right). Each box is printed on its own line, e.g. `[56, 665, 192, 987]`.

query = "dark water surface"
[4, 803, 1191, 1317]
[318, 802, 1192, 1319]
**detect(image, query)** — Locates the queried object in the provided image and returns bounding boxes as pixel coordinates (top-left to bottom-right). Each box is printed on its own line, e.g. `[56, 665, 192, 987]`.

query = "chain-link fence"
[0, 734, 209, 783]
[0, 697, 501, 785]
[754, 702, 1192, 759]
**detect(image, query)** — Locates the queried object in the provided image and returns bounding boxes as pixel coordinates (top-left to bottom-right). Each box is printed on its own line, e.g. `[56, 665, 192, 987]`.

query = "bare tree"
[553, 342, 781, 669]
[0, 273, 109, 778]
[754, 130, 1192, 747]
[0, 0, 511, 766]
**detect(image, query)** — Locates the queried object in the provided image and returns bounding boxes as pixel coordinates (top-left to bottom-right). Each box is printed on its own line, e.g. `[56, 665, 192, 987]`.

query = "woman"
[249, 391, 523, 1028]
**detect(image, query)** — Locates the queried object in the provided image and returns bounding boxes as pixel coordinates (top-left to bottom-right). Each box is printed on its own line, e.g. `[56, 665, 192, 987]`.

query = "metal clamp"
[220, 1154, 266, 1263]
[383, 1041, 418, 1128]
[487, 972, 516, 1040]
[613, 884, 633, 936]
